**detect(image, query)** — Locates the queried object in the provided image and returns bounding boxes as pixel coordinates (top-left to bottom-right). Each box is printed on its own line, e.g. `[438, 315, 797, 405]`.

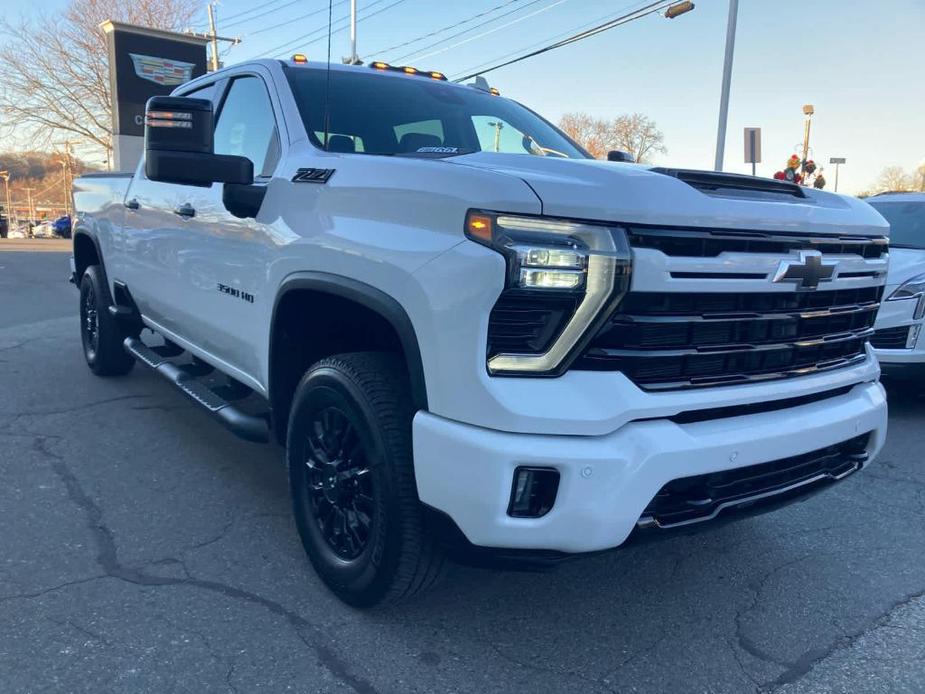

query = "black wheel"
[79, 265, 134, 376]
[287, 352, 444, 607]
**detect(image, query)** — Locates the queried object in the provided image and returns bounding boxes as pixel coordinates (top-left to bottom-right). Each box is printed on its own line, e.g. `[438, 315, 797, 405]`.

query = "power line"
[453, 0, 672, 82]
[224, 0, 312, 30]
[388, 0, 550, 64]
[362, 0, 525, 59]
[255, 0, 407, 58]
[220, 0, 287, 24]
[397, 0, 575, 65]
[449, 0, 652, 78]
[247, 0, 348, 37]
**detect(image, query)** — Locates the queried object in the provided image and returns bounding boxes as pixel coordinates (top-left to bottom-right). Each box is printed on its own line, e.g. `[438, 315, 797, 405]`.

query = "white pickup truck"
[73, 58, 889, 606]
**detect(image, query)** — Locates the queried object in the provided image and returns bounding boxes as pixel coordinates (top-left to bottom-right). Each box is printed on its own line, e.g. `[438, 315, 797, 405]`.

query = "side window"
[213, 76, 280, 177]
[182, 83, 216, 101]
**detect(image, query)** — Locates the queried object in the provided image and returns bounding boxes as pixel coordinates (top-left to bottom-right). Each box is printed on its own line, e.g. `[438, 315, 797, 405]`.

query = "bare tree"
[559, 111, 667, 163]
[0, 0, 198, 159]
[867, 165, 924, 194]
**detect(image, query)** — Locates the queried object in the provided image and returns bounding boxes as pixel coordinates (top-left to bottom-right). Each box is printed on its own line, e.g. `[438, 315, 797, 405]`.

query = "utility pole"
[24, 187, 35, 226]
[343, 0, 362, 64]
[204, 3, 241, 72]
[713, 0, 738, 171]
[54, 140, 76, 217]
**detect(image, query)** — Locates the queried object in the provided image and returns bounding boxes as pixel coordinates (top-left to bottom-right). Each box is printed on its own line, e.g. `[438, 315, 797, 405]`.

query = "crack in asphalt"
[486, 639, 620, 694]
[764, 586, 925, 691]
[0, 394, 151, 419]
[733, 554, 813, 675]
[28, 433, 380, 694]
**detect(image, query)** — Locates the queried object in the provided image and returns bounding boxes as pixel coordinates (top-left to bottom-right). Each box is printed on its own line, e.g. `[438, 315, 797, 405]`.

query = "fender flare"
[72, 228, 109, 289]
[270, 272, 429, 412]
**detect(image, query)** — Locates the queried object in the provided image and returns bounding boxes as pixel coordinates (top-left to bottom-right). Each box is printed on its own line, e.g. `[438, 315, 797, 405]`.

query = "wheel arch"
[72, 229, 107, 288]
[269, 273, 428, 442]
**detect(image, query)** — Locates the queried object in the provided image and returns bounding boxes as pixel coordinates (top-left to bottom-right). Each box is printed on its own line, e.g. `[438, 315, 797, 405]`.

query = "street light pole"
[0, 171, 11, 227]
[488, 121, 504, 152]
[713, 0, 739, 171]
[800, 104, 814, 180]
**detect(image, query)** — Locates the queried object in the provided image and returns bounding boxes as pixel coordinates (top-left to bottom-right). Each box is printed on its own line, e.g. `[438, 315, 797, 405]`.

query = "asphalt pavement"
[2, 240, 924, 694]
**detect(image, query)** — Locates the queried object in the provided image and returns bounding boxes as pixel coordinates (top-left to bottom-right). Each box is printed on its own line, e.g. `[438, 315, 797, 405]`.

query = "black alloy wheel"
[81, 280, 100, 361]
[302, 405, 375, 560]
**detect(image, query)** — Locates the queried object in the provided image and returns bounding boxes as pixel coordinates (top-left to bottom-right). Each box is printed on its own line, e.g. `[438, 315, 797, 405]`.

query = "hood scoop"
[651, 167, 807, 201]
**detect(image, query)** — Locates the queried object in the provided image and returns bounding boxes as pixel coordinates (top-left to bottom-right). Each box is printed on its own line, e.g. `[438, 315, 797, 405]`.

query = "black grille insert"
[639, 434, 870, 529]
[574, 287, 882, 389]
[869, 326, 910, 349]
[628, 227, 888, 259]
[487, 293, 579, 357]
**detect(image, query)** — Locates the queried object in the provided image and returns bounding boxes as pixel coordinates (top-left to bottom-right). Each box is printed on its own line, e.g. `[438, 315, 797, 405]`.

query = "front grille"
[638, 434, 870, 529]
[574, 286, 882, 389]
[869, 326, 911, 349]
[628, 227, 888, 259]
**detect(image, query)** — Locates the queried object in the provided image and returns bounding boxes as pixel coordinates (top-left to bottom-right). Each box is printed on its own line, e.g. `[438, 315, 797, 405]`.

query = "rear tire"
[287, 352, 443, 607]
[79, 265, 134, 376]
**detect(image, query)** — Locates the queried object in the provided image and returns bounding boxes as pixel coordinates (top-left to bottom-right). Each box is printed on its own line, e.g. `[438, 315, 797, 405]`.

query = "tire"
[287, 352, 444, 607]
[79, 265, 135, 376]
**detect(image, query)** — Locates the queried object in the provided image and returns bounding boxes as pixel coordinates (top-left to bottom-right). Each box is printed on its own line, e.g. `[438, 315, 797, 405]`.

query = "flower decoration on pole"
[774, 155, 803, 184]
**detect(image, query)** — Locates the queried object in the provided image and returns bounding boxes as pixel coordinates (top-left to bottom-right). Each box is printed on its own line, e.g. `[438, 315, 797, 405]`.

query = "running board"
[123, 337, 270, 443]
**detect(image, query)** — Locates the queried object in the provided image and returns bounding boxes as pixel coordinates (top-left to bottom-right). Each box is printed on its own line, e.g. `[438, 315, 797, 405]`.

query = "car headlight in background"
[465, 211, 632, 375]
[888, 272, 925, 320]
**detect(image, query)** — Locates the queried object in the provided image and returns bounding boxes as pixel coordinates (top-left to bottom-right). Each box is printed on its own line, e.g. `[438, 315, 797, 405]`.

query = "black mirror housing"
[145, 96, 214, 153]
[607, 150, 635, 162]
[144, 95, 254, 187]
[147, 151, 253, 188]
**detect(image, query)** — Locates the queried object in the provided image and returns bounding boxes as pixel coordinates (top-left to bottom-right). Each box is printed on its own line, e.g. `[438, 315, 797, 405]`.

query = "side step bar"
[123, 337, 270, 443]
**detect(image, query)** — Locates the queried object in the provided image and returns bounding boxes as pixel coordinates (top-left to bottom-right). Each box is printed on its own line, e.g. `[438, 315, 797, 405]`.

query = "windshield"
[868, 200, 925, 249]
[284, 67, 588, 159]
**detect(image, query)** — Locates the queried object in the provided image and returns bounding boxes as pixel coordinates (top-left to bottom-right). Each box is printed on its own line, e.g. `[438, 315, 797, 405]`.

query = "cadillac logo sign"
[129, 53, 196, 86]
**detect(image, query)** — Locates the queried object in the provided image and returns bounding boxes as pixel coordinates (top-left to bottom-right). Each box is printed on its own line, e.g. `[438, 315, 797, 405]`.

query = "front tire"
[287, 352, 443, 607]
[79, 265, 134, 376]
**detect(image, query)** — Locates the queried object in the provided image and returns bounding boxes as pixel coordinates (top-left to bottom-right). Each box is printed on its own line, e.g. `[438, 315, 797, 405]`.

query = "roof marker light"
[291, 53, 308, 63]
[371, 61, 390, 70]
[402, 66, 418, 74]
[489, 87, 501, 96]
[429, 71, 446, 80]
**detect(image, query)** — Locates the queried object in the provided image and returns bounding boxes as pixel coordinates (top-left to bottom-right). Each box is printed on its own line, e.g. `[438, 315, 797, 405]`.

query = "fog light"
[508, 467, 560, 518]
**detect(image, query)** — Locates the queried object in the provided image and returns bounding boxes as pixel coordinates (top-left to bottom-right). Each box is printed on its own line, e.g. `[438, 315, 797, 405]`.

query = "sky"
[3, 0, 924, 194]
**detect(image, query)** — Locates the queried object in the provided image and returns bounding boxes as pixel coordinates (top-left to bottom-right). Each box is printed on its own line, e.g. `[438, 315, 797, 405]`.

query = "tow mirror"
[144, 96, 253, 187]
[607, 150, 634, 163]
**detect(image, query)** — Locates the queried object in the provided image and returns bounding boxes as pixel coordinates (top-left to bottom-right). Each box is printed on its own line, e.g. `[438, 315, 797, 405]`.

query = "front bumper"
[413, 380, 887, 553]
[872, 296, 925, 366]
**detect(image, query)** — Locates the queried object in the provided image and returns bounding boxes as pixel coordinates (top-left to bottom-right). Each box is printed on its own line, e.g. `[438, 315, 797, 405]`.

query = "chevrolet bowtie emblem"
[773, 251, 837, 290]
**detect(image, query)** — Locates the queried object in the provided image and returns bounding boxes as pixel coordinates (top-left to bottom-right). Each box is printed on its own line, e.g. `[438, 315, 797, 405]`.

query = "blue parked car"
[52, 215, 71, 239]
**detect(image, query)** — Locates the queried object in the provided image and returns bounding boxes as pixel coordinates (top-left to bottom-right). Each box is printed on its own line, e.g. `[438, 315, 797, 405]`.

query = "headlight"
[888, 272, 925, 320]
[465, 211, 632, 375]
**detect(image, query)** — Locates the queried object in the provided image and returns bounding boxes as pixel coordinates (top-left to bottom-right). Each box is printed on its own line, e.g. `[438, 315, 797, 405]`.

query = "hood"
[448, 153, 889, 238]
[885, 246, 925, 289]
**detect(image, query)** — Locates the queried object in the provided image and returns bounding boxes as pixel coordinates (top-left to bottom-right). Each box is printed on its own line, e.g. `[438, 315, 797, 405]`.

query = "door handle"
[173, 204, 196, 218]
[124, 198, 139, 210]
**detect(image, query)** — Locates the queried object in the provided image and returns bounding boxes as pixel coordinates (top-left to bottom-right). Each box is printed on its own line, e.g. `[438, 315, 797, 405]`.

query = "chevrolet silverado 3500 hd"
[72, 58, 889, 606]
